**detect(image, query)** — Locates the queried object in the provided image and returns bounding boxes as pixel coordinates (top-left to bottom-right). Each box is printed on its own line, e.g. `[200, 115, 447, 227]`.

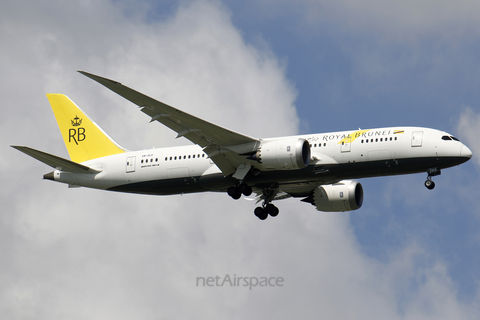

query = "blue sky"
[221, 0, 480, 300]
[2, 0, 480, 318]
[222, 0, 480, 300]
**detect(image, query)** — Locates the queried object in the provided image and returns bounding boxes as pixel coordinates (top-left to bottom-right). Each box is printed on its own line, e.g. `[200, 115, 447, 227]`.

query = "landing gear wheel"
[425, 180, 435, 190]
[254, 207, 268, 220]
[253, 188, 281, 220]
[265, 204, 279, 217]
[227, 186, 241, 199]
[425, 168, 440, 190]
[239, 183, 252, 196]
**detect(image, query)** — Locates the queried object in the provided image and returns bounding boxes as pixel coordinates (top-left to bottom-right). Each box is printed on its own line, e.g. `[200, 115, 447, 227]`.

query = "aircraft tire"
[239, 183, 252, 196]
[265, 204, 279, 217]
[425, 180, 435, 190]
[254, 207, 268, 220]
[228, 186, 242, 199]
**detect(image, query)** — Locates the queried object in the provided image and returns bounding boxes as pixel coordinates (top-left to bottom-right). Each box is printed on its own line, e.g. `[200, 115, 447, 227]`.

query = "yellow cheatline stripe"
[338, 129, 371, 144]
[393, 130, 405, 134]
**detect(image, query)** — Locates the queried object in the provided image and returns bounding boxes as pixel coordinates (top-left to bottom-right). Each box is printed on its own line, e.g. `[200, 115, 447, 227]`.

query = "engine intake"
[256, 138, 310, 170]
[311, 180, 363, 212]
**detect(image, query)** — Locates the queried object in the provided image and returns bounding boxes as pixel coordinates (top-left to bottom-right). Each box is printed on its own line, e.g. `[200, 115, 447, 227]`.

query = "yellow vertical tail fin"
[46, 94, 125, 163]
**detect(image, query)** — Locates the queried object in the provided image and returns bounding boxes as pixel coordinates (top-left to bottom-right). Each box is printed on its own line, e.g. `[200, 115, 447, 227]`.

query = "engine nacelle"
[312, 180, 363, 212]
[255, 138, 311, 170]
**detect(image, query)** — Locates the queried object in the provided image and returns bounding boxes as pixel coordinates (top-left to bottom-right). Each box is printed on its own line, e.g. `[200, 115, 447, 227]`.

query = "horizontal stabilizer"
[11, 146, 100, 173]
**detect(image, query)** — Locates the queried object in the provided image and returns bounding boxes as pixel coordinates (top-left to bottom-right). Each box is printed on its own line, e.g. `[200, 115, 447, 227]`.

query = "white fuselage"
[50, 126, 472, 196]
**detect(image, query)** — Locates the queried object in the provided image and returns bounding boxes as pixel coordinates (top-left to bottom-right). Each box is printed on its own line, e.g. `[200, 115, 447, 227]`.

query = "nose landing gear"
[425, 178, 435, 190]
[425, 167, 441, 190]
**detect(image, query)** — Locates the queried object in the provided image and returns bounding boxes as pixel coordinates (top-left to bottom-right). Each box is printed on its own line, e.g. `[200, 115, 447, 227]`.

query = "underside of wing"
[79, 71, 260, 175]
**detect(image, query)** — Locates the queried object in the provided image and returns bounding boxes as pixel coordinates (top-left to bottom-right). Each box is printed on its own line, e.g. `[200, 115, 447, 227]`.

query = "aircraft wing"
[79, 71, 260, 176]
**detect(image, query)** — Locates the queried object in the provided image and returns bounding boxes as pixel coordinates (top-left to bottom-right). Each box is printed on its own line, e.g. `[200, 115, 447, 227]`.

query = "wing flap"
[11, 146, 100, 173]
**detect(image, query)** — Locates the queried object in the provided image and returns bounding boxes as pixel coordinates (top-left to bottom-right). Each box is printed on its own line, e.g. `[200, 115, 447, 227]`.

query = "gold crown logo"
[71, 116, 82, 127]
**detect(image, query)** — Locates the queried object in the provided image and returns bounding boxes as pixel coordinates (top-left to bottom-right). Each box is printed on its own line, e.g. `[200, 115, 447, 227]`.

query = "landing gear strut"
[425, 167, 441, 190]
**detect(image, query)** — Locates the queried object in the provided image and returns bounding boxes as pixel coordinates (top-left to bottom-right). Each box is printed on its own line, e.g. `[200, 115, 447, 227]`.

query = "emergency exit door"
[126, 156, 136, 173]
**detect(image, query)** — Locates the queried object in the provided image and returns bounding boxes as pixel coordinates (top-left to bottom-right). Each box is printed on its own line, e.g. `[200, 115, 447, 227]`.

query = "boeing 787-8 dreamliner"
[12, 71, 473, 220]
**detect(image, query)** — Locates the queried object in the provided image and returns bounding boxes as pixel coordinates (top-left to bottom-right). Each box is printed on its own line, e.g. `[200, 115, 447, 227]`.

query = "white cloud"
[1, 0, 480, 319]
[458, 107, 480, 167]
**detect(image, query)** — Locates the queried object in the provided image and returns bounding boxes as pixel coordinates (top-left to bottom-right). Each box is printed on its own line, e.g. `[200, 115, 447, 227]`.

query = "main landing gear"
[254, 189, 279, 220]
[425, 167, 441, 190]
[227, 184, 279, 220]
[254, 203, 279, 220]
[227, 183, 252, 200]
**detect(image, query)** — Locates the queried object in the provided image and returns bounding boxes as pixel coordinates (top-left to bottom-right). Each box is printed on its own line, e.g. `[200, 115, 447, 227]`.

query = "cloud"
[458, 108, 480, 167]
[261, 0, 480, 40]
[2, 0, 480, 319]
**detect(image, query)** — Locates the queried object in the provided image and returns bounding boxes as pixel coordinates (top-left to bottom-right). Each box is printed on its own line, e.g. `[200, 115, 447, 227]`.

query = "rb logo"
[69, 128, 86, 145]
[69, 116, 86, 145]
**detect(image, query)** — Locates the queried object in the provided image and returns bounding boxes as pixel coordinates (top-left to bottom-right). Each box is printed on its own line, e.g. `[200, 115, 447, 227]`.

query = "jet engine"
[255, 138, 310, 170]
[310, 180, 363, 212]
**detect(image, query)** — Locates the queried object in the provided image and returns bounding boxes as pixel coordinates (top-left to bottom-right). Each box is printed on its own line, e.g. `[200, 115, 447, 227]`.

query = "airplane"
[12, 71, 473, 220]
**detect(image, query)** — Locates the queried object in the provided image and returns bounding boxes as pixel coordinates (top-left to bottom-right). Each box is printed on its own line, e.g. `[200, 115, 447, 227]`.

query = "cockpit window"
[442, 135, 461, 142]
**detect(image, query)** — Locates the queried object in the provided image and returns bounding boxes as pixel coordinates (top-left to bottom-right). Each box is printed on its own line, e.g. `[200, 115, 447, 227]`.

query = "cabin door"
[126, 156, 136, 173]
[411, 131, 423, 147]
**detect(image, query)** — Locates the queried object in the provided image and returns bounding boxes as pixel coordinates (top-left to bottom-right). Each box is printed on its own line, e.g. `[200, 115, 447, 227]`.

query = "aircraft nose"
[461, 144, 473, 160]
